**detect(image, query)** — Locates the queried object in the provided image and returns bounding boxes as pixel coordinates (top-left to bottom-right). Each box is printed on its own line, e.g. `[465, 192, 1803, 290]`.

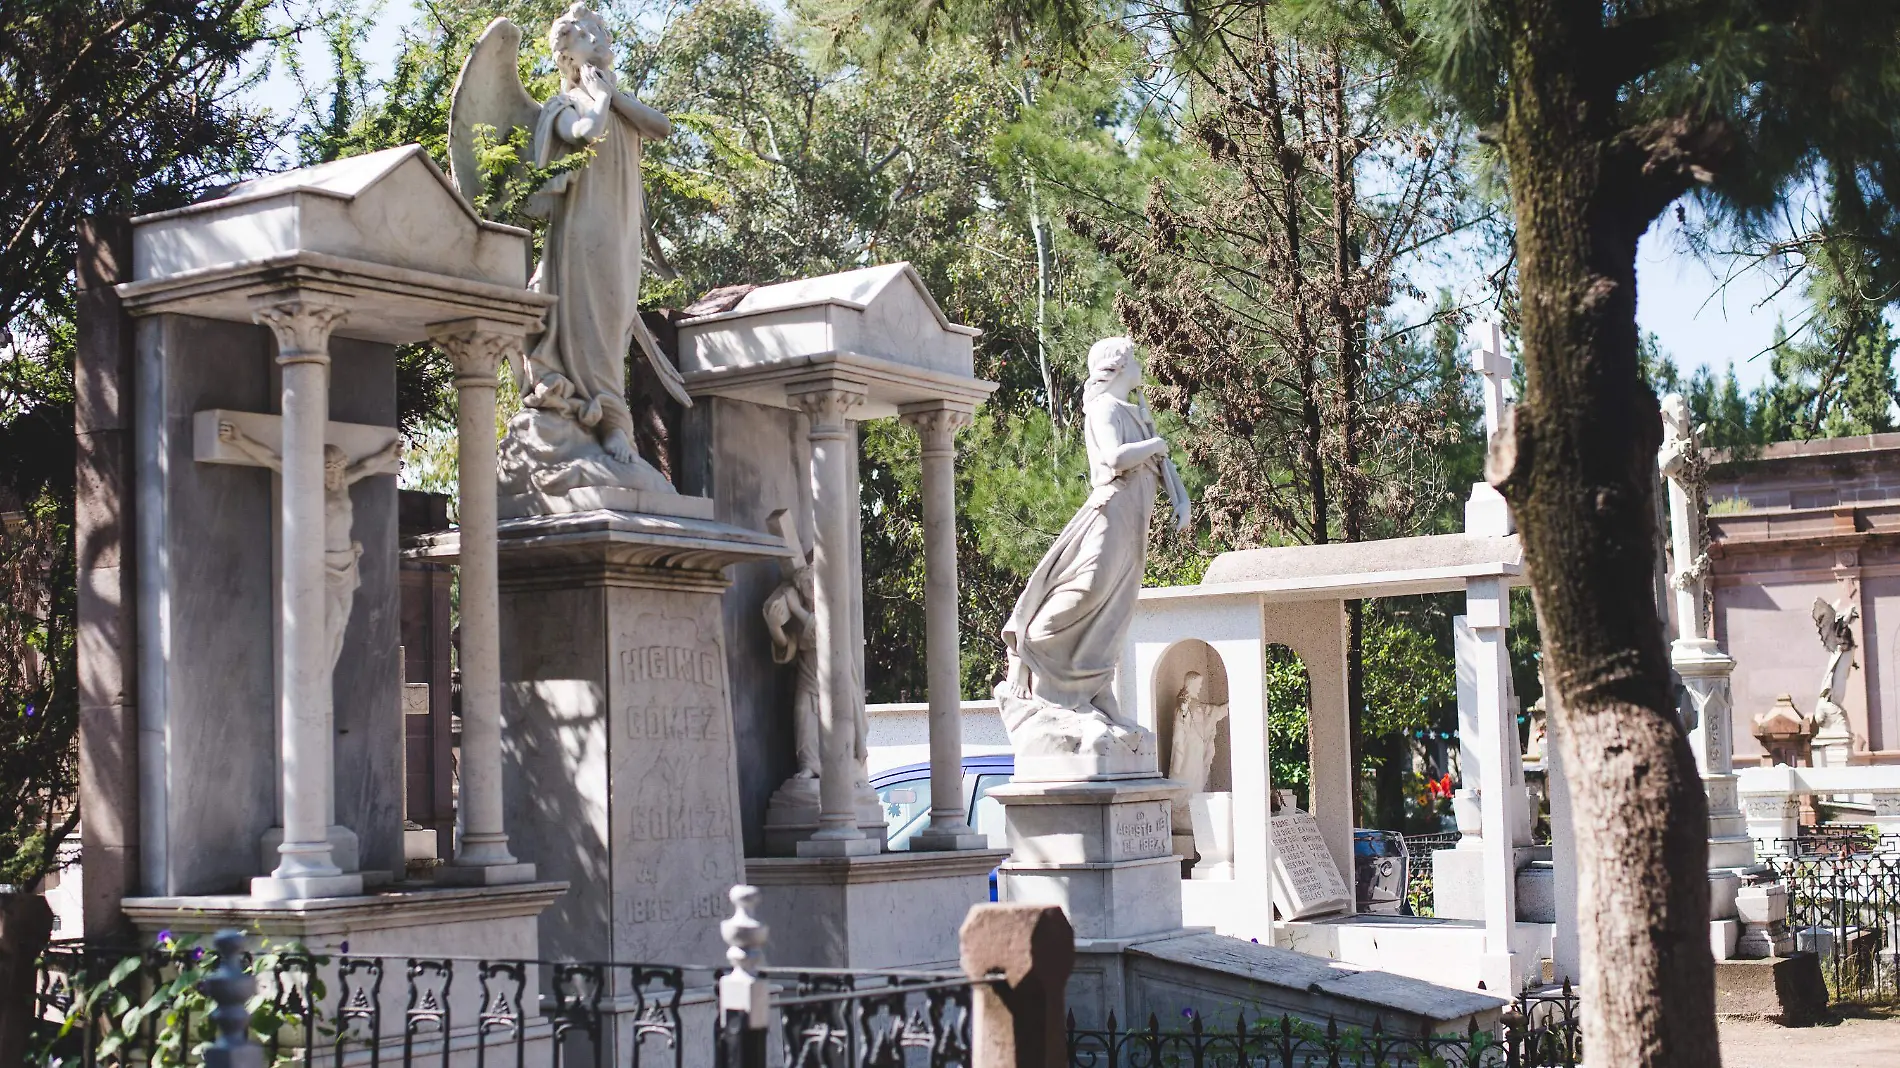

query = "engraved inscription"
[622, 645, 721, 687]
[614, 889, 727, 926]
[626, 799, 734, 842]
[1113, 802, 1171, 859]
[1270, 812, 1352, 919]
[625, 703, 724, 742]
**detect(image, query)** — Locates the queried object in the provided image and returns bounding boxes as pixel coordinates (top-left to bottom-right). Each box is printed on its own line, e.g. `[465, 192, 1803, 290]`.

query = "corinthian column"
[900, 402, 986, 851]
[250, 290, 361, 901]
[429, 319, 537, 885]
[790, 385, 878, 857]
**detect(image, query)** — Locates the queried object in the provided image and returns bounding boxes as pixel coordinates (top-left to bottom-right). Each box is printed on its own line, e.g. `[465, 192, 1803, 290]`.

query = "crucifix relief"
[195, 408, 401, 668]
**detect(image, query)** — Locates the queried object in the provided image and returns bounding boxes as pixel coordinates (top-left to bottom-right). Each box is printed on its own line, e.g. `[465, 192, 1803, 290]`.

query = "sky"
[248, 0, 1811, 394]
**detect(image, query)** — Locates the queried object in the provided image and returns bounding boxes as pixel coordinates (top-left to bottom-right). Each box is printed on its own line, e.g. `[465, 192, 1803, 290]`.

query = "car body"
[869, 753, 1015, 851]
[873, 754, 1412, 914]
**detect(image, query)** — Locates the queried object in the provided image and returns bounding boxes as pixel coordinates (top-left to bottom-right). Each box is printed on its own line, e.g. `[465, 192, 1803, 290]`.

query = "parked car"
[873, 754, 1413, 915]
[1352, 829, 1410, 914]
[869, 753, 1014, 851]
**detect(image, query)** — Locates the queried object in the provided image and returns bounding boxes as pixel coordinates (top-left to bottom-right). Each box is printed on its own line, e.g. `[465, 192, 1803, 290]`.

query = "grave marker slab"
[1270, 812, 1352, 919]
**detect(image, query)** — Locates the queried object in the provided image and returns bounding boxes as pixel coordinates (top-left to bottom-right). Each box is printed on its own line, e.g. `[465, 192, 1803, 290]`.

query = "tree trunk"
[0, 893, 55, 1067]
[1494, 4, 1719, 1065]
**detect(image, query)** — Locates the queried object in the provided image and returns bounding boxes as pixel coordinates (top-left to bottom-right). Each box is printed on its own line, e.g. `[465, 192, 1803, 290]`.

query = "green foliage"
[45, 936, 328, 1067]
[0, 484, 77, 889]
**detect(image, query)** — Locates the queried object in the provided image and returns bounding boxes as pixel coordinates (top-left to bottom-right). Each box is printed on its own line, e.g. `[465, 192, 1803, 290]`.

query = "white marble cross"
[193, 407, 401, 671]
[193, 408, 398, 468]
[1470, 322, 1510, 440]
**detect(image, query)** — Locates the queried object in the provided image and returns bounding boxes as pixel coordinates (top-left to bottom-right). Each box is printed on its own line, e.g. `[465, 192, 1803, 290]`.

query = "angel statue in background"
[997, 337, 1191, 773]
[448, 6, 692, 510]
[1811, 595, 1861, 758]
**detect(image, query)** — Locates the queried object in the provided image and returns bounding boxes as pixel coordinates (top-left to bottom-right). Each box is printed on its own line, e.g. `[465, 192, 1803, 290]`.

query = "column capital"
[250, 291, 350, 366]
[899, 403, 974, 452]
[789, 385, 867, 435]
[428, 318, 526, 383]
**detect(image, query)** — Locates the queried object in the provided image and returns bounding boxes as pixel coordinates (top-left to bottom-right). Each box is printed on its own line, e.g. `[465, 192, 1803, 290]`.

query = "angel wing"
[1814, 597, 1840, 649]
[447, 19, 544, 208]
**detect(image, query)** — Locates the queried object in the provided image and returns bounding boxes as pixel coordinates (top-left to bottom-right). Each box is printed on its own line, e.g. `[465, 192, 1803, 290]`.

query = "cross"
[193, 408, 398, 468]
[1470, 322, 1511, 440]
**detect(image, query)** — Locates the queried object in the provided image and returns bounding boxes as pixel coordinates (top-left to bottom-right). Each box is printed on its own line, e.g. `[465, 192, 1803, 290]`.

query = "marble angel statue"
[448, 5, 691, 509]
[997, 337, 1191, 771]
[1812, 595, 1860, 748]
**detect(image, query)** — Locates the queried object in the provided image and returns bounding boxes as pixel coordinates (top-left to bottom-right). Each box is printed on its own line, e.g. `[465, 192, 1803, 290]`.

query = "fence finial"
[201, 929, 262, 1068]
[719, 884, 769, 1019]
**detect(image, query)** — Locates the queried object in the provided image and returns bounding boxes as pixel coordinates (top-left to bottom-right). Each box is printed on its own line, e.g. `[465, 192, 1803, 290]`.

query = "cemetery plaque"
[1270, 812, 1353, 919]
[1110, 801, 1172, 860]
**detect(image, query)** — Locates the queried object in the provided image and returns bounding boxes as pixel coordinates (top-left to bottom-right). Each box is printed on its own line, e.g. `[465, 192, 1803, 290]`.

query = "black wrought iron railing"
[1400, 832, 1462, 917]
[1759, 834, 1900, 1005]
[32, 938, 703, 1067]
[758, 967, 978, 1068]
[1064, 984, 1580, 1068]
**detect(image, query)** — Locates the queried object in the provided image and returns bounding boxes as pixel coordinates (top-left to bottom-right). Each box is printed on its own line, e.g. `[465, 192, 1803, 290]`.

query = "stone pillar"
[249, 291, 361, 901]
[901, 403, 986, 852]
[1465, 577, 1518, 991]
[960, 904, 1075, 1068]
[428, 320, 534, 885]
[790, 386, 878, 857]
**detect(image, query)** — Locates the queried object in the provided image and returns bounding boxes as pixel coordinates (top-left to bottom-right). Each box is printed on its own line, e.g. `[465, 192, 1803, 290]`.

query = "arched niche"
[1152, 638, 1233, 792]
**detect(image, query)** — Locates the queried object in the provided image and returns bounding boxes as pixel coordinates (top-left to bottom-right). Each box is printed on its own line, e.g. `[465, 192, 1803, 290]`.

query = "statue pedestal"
[990, 777, 1188, 941]
[487, 509, 790, 968]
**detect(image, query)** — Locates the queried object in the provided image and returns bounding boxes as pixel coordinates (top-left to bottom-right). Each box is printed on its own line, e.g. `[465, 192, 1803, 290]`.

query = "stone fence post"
[719, 886, 770, 1068]
[959, 905, 1074, 1068]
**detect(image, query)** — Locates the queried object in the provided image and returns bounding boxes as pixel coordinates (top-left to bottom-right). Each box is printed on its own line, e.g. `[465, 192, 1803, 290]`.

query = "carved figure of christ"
[201, 410, 401, 670]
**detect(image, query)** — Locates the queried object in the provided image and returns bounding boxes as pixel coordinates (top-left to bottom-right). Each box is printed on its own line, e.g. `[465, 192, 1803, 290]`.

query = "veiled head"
[1084, 336, 1140, 400]
[550, 4, 613, 82]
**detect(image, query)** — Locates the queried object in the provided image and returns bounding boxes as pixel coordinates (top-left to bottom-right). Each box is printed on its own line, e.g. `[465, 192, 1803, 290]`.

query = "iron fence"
[1400, 833, 1462, 917]
[1064, 984, 1580, 1068]
[755, 968, 977, 1068]
[1759, 834, 1900, 1005]
[32, 937, 701, 1067]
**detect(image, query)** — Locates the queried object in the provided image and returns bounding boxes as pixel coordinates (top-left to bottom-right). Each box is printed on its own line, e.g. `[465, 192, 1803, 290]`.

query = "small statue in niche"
[217, 420, 401, 669]
[763, 510, 820, 781]
[1168, 671, 1229, 794]
[997, 337, 1191, 767]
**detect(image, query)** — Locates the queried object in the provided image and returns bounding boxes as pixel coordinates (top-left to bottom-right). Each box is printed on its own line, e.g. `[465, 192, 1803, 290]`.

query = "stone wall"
[1709, 435, 1900, 761]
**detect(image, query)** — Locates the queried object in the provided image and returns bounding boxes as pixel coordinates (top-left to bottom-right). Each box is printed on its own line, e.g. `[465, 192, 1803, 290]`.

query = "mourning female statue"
[997, 337, 1190, 770]
[1168, 671, 1229, 794]
[449, 6, 692, 510]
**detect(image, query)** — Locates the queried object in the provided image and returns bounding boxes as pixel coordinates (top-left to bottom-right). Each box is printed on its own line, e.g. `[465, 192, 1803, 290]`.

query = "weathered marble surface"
[495, 515, 785, 970]
[134, 316, 402, 894]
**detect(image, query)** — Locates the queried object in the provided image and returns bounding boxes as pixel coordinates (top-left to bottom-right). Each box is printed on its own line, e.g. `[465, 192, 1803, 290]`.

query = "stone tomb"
[76, 146, 566, 1060]
[1125, 532, 1555, 994]
[673, 264, 1007, 967]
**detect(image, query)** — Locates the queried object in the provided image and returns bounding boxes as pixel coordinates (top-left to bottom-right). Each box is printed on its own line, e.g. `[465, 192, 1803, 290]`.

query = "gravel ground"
[1719, 1008, 1900, 1067]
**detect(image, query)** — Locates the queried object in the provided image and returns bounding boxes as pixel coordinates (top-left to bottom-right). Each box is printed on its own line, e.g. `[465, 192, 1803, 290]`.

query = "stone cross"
[1657, 394, 1712, 643]
[1463, 323, 1515, 536]
[1470, 322, 1511, 441]
[196, 409, 401, 669]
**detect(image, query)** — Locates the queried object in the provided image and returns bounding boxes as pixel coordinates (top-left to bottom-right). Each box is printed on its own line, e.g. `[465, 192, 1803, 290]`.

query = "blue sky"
[249, 0, 1809, 392]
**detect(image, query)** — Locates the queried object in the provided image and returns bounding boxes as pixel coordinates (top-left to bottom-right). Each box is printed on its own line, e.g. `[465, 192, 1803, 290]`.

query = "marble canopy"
[674, 262, 994, 418]
[118, 144, 547, 340]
